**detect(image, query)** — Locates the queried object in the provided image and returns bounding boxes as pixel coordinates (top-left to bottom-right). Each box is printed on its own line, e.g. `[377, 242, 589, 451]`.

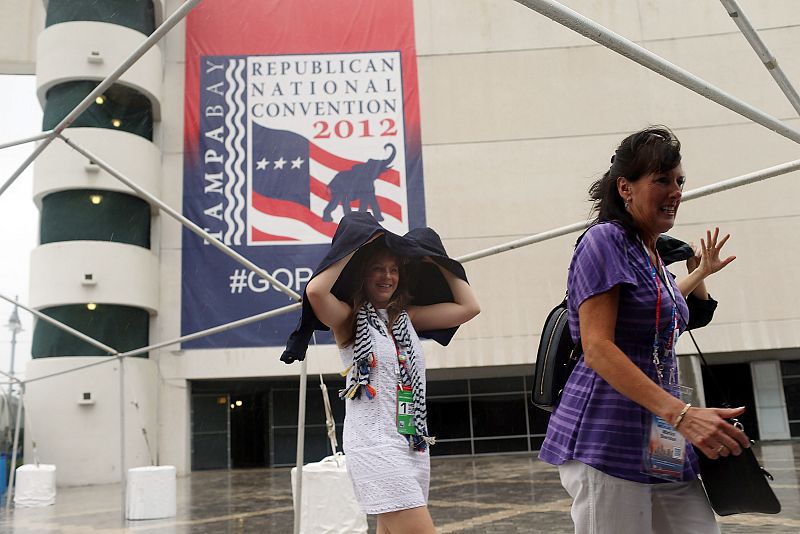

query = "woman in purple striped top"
[539, 127, 750, 534]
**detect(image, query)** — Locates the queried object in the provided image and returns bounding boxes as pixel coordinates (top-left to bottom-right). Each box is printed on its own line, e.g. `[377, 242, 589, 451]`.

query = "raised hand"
[697, 227, 736, 277]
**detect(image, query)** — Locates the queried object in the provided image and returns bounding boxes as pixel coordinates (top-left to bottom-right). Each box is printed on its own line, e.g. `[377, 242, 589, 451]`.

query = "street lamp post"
[7, 297, 23, 386]
[3, 298, 23, 509]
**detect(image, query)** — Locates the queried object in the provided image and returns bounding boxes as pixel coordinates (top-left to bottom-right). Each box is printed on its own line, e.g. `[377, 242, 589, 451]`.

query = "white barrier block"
[14, 464, 56, 507]
[291, 454, 367, 534]
[125, 465, 177, 520]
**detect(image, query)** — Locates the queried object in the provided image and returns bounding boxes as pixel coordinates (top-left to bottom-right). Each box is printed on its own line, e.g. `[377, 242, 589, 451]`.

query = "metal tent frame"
[0, 0, 798, 531]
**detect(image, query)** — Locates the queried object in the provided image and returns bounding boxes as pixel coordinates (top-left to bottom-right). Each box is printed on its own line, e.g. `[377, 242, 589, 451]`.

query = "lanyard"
[377, 311, 409, 390]
[641, 241, 678, 387]
[391, 333, 411, 391]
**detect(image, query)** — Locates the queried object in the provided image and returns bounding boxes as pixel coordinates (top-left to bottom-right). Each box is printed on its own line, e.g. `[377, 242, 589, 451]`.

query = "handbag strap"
[685, 330, 731, 408]
[653, 266, 732, 408]
[653, 268, 773, 480]
[566, 227, 592, 347]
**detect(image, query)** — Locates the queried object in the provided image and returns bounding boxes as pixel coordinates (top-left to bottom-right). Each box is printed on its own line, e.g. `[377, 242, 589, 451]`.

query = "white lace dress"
[339, 309, 430, 514]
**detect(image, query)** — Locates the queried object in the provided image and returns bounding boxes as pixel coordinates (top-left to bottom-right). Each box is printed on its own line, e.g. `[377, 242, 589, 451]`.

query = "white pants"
[558, 461, 720, 534]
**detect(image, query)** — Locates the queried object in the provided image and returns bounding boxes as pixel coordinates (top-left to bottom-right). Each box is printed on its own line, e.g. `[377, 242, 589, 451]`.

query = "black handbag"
[684, 332, 781, 516]
[696, 426, 781, 516]
[531, 296, 581, 411]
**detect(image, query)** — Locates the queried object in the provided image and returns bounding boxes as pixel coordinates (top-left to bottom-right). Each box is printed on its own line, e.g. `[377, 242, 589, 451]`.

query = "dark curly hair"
[589, 126, 682, 234]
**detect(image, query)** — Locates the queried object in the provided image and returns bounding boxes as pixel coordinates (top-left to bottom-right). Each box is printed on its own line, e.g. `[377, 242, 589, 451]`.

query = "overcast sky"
[0, 74, 41, 382]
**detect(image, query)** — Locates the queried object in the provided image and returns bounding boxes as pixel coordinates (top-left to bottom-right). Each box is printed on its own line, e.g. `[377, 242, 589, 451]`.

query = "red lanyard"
[653, 261, 662, 334]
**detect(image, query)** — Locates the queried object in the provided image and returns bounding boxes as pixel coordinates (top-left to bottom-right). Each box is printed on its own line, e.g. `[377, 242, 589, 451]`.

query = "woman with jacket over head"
[539, 126, 749, 534]
[305, 232, 479, 534]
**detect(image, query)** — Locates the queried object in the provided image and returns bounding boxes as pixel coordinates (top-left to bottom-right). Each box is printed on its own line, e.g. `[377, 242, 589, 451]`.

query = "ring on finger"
[716, 445, 726, 454]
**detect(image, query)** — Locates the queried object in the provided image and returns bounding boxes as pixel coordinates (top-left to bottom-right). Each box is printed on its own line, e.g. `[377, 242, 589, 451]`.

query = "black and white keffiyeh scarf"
[339, 302, 434, 451]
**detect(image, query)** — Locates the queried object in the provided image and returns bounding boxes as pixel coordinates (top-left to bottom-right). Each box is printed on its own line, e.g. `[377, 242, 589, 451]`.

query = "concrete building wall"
[24, 356, 158, 486]
[0, 0, 44, 74]
[150, 0, 800, 475]
[16, 0, 799, 480]
[29, 241, 160, 312]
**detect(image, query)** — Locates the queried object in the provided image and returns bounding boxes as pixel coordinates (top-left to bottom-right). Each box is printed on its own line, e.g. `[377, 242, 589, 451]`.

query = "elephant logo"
[322, 143, 397, 222]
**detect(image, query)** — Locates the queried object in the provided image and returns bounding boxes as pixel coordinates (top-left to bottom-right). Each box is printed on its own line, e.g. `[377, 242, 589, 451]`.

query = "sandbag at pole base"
[291, 453, 367, 534]
[14, 464, 56, 508]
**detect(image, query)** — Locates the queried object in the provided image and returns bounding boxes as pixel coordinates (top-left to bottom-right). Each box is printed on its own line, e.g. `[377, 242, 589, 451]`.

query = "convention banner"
[182, 0, 425, 348]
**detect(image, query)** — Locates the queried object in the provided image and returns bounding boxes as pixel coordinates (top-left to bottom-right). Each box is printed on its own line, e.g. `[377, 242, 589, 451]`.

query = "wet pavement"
[1, 441, 798, 533]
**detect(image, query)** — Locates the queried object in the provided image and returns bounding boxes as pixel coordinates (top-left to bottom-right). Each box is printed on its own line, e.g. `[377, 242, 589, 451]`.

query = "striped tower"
[26, 0, 163, 485]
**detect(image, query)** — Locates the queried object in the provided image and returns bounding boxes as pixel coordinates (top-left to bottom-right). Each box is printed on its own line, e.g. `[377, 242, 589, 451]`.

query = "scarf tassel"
[339, 382, 376, 401]
[409, 434, 436, 452]
[339, 359, 373, 400]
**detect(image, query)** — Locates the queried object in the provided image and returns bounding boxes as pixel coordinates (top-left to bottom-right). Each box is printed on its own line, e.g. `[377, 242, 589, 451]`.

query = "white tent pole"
[119, 356, 127, 519]
[0, 0, 202, 199]
[719, 0, 800, 116]
[457, 156, 800, 263]
[119, 303, 303, 358]
[0, 292, 118, 355]
[13, 155, 800, 385]
[457, 221, 587, 264]
[0, 131, 54, 151]
[20, 302, 303, 386]
[11, 154, 800, 386]
[679, 158, 800, 201]
[22, 357, 119, 386]
[5, 384, 25, 510]
[57, 134, 302, 302]
[294, 358, 309, 534]
[0, 369, 22, 385]
[511, 0, 800, 144]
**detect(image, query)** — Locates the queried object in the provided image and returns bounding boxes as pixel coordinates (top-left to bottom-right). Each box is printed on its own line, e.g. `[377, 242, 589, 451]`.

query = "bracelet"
[673, 403, 692, 430]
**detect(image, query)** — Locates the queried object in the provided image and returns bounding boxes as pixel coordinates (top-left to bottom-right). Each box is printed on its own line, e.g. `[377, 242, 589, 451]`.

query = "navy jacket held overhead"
[280, 212, 469, 364]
